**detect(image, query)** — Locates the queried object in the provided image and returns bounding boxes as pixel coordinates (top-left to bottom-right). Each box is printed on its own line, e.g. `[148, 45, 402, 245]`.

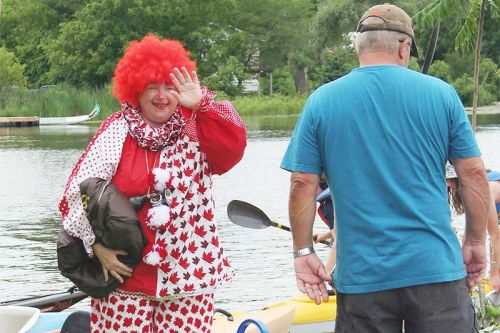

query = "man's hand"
[294, 253, 332, 304]
[462, 241, 486, 291]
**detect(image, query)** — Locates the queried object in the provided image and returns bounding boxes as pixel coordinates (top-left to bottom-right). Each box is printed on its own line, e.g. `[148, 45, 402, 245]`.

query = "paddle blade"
[227, 200, 272, 229]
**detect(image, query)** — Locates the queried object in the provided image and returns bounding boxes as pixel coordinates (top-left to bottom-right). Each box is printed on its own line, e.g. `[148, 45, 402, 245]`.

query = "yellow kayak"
[266, 295, 335, 333]
[213, 303, 295, 333]
[265, 280, 492, 333]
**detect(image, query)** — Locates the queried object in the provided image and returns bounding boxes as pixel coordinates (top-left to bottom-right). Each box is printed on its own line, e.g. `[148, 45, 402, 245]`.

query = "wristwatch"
[292, 246, 315, 258]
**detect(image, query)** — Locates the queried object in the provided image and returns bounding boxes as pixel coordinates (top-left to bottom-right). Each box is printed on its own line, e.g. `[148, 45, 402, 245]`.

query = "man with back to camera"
[280, 3, 490, 332]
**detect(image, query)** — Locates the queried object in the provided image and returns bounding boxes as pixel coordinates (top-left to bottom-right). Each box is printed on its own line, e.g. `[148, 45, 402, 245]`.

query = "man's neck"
[358, 51, 406, 68]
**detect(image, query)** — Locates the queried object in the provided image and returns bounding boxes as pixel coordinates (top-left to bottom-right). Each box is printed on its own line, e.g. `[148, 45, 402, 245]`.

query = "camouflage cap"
[357, 3, 419, 57]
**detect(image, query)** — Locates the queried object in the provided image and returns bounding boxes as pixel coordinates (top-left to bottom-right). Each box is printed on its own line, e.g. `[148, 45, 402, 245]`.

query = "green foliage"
[451, 72, 496, 106]
[231, 94, 307, 116]
[0, 0, 84, 86]
[259, 67, 297, 96]
[310, 43, 358, 89]
[414, 0, 499, 55]
[202, 56, 250, 97]
[428, 60, 453, 82]
[0, 83, 118, 118]
[0, 48, 27, 88]
[479, 305, 500, 331]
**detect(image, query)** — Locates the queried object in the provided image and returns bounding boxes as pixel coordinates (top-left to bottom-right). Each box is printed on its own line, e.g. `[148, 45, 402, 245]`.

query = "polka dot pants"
[90, 292, 214, 333]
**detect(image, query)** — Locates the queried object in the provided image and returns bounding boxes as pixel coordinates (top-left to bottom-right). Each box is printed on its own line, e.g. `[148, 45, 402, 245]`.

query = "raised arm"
[192, 88, 246, 175]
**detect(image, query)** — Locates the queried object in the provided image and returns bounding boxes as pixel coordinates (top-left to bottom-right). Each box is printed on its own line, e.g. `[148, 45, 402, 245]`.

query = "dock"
[0, 117, 40, 128]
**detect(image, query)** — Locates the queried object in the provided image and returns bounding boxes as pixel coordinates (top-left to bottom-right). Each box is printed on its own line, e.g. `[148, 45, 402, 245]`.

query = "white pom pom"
[152, 168, 170, 192]
[144, 251, 161, 266]
[147, 205, 171, 228]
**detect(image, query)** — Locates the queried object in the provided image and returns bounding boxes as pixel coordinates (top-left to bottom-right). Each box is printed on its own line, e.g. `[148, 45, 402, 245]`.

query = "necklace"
[145, 149, 159, 195]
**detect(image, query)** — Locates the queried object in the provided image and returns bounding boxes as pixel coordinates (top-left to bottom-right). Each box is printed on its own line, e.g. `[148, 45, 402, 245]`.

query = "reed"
[0, 84, 119, 119]
[0, 85, 306, 118]
[231, 94, 307, 116]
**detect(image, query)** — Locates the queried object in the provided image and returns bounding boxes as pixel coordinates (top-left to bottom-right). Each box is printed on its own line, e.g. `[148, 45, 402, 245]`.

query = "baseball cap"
[357, 3, 419, 57]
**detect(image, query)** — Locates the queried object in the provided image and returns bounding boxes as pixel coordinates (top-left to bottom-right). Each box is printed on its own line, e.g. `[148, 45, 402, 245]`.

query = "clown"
[59, 34, 246, 332]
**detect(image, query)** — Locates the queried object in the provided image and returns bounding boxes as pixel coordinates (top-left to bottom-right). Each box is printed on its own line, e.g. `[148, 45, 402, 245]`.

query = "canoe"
[39, 104, 100, 125]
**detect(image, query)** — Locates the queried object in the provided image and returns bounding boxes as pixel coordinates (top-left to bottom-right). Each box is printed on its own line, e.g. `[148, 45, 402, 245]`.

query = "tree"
[0, 47, 27, 107]
[44, 0, 236, 88]
[0, 0, 84, 87]
[0, 47, 27, 88]
[415, 0, 500, 131]
[233, 0, 317, 94]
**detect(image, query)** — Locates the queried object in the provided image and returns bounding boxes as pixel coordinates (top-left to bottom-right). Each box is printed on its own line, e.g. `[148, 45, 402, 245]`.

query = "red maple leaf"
[193, 267, 206, 280]
[177, 182, 188, 193]
[186, 150, 196, 159]
[188, 241, 198, 253]
[198, 184, 207, 194]
[203, 209, 214, 221]
[168, 224, 178, 235]
[183, 284, 194, 292]
[123, 318, 133, 327]
[174, 159, 182, 168]
[169, 272, 180, 284]
[183, 167, 193, 177]
[171, 248, 181, 259]
[202, 251, 215, 264]
[174, 317, 183, 328]
[179, 257, 189, 269]
[194, 225, 207, 237]
[126, 304, 136, 314]
[180, 231, 188, 242]
[211, 236, 219, 247]
[185, 191, 194, 201]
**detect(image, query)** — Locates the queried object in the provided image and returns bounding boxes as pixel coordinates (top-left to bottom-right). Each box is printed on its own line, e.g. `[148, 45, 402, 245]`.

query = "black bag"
[57, 178, 145, 298]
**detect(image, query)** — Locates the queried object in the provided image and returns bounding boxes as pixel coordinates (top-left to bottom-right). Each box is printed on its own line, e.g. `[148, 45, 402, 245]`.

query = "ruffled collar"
[122, 103, 186, 151]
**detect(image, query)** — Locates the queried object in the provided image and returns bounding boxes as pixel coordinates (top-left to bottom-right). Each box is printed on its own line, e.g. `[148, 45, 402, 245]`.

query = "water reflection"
[0, 114, 499, 312]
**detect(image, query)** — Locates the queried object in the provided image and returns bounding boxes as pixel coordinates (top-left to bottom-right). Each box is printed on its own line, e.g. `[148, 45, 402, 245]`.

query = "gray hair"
[354, 17, 408, 55]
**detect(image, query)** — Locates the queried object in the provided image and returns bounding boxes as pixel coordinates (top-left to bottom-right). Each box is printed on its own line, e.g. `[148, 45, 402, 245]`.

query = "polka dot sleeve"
[59, 114, 129, 255]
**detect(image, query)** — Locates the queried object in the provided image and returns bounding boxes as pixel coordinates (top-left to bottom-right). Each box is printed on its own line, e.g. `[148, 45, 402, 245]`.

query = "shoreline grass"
[0, 85, 497, 119]
[0, 85, 307, 118]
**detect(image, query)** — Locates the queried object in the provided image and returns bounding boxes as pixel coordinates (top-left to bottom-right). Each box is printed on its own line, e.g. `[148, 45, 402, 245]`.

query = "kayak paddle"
[1, 286, 88, 312]
[226, 200, 331, 246]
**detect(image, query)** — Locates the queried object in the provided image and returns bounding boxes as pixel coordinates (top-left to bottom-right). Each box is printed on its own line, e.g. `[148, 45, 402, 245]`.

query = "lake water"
[0, 113, 499, 312]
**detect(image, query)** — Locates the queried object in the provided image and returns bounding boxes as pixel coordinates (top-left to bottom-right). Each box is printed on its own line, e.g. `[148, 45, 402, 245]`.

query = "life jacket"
[317, 187, 335, 230]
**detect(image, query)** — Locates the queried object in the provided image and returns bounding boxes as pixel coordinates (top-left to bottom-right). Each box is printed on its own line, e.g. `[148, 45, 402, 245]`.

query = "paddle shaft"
[1, 289, 88, 312]
[270, 220, 331, 246]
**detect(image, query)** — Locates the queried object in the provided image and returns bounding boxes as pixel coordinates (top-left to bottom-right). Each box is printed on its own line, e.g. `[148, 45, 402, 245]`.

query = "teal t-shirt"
[281, 65, 480, 293]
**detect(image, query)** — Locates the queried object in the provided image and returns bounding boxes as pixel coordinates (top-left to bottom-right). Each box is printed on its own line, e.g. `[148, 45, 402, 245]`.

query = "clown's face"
[138, 83, 179, 127]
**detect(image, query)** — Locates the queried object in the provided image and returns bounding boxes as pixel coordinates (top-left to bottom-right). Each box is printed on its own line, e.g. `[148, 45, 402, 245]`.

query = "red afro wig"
[112, 34, 197, 107]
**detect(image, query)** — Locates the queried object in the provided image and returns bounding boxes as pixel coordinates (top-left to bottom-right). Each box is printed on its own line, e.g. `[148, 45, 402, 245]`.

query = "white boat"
[39, 104, 100, 125]
[0, 306, 40, 333]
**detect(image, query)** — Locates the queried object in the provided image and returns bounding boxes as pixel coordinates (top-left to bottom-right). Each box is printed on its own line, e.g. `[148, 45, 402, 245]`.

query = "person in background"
[447, 164, 500, 292]
[280, 3, 490, 333]
[58, 34, 246, 332]
[313, 180, 336, 275]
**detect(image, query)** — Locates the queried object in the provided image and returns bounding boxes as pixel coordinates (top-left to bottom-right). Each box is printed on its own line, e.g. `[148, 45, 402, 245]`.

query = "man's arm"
[289, 172, 331, 304]
[452, 156, 490, 288]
